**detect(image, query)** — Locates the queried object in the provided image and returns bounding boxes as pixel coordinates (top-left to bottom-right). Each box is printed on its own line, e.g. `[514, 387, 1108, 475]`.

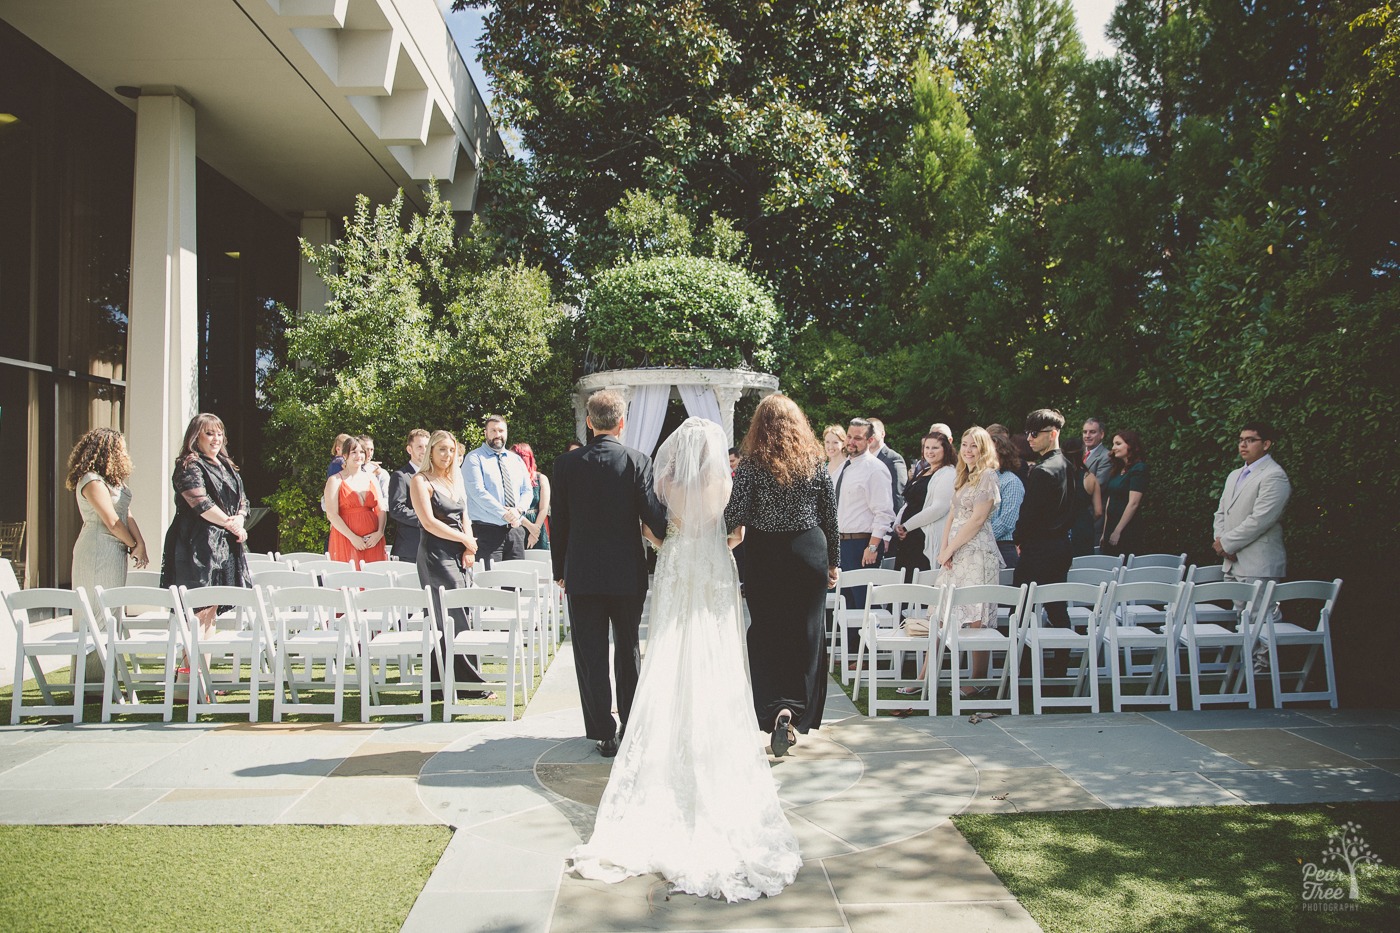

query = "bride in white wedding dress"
[568, 418, 802, 902]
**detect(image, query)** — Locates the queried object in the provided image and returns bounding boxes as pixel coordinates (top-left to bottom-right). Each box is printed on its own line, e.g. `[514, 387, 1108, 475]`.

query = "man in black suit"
[1013, 408, 1077, 678]
[387, 428, 430, 564]
[552, 390, 668, 757]
[868, 417, 908, 515]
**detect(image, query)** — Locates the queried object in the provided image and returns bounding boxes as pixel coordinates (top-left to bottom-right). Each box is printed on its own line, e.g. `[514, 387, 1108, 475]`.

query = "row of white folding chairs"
[847, 575, 1342, 716]
[248, 550, 565, 653]
[5, 580, 530, 724]
[251, 555, 558, 674]
[1070, 552, 1188, 573]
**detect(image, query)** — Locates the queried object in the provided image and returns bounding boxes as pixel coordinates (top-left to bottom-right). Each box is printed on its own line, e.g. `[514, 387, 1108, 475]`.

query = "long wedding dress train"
[568, 419, 801, 902]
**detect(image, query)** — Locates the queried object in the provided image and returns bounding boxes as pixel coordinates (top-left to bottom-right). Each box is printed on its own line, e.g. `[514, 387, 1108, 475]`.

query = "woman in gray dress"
[66, 428, 149, 683]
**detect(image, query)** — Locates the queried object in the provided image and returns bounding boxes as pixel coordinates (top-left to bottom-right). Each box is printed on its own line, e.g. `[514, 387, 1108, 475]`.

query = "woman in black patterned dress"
[724, 395, 839, 753]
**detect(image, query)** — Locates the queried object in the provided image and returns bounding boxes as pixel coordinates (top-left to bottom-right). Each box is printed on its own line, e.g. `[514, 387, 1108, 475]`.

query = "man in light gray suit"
[1081, 418, 1112, 542]
[1212, 421, 1291, 669]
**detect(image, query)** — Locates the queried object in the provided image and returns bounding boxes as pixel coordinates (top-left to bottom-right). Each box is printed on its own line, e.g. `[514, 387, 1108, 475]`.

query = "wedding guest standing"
[822, 425, 847, 479]
[68, 428, 148, 686]
[989, 432, 1026, 568]
[937, 426, 1003, 697]
[160, 414, 252, 651]
[387, 429, 430, 563]
[1101, 429, 1148, 558]
[892, 432, 955, 578]
[725, 395, 839, 750]
[325, 435, 388, 567]
[1060, 437, 1104, 557]
[511, 442, 552, 549]
[410, 430, 489, 696]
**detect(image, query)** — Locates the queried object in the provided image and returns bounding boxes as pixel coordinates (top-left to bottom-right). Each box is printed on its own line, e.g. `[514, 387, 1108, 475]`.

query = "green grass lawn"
[955, 803, 1400, 932]
[0, 824, 450, 932]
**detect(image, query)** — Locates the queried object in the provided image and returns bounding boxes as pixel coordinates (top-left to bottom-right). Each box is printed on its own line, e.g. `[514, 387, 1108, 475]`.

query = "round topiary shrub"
[586, 255, 780, 371]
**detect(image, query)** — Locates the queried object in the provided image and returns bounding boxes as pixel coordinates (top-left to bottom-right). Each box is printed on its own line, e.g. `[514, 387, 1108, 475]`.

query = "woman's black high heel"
[771, 710, 794, 757]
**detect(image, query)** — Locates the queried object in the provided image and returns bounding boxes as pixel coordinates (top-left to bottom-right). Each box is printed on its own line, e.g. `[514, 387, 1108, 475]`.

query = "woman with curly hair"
[159, 413, 252, 649]
[67, 428, 148, 685]
[724, 394, 839, 753]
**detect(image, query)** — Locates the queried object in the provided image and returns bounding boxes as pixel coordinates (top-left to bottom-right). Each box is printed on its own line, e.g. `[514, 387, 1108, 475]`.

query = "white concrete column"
[125, 90, 198, 544]
[573, 397, 588, 446]
[298, 212, 333, 313]
[714, 386, 744, 447]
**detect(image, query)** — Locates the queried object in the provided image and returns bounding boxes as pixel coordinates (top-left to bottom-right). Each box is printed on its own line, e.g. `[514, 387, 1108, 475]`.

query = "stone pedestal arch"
[573, 368, 780, 451]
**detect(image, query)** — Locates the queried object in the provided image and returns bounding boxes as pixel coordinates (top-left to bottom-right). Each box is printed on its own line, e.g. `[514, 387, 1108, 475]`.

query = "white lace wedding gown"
[568, 419, 802, 902]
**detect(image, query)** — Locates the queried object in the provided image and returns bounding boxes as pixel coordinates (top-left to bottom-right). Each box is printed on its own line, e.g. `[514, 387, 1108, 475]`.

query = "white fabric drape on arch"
[625, 384, 671, 456]
[676, 384, 723, 427]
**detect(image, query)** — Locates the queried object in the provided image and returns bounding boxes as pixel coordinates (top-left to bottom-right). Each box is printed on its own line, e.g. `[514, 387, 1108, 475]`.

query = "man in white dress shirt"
[1212, 421, 1291, 669]
[835, 418, 896, 611]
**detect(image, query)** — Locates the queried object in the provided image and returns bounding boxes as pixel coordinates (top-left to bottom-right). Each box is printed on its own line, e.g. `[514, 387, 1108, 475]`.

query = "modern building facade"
[0, 0, 501, 587]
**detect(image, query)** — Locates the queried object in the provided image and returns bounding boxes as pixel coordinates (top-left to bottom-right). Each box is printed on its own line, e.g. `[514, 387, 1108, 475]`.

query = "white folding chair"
[179, 585, 275, 722]
[1024, 581, 1106, 714]
[1189, 564, 1227, 584]
[946, 583, 1027, 715]
[358, 559, 401, 577]
[1103, 580, 1190, 712]
[1126, 552, 1187, 570]
[438, 586, 525, 721]
[295, 558, 356, 580]
[473, 568, 542, 693]
[490, 559, 557, 664]
[945, 583, 1027, 715]
[521, 550, 563, 649]
[350, 586, 438, 721]
[322, 570, 398, 592]
[1115, 565, 1187, 629]
[860, 583, 944, 716]
[390, 564, 422, 589]
[1254, 579, 1342, 709]
[277, 551, 328, 566]
[125, 569, 162, 587]
[264, 586, 359, 721]
[244, 552, 285, 568]
[250, 568, 320, 589]
[6, 588, 103, 723]
[833, 567, 902, 683]
[1071, 553, 1124, 572]
[96, 585, 188, 722]
[1179, 580, 1262, 709]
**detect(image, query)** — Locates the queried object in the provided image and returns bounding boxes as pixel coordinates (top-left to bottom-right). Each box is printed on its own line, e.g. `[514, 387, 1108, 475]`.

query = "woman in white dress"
[569, 418, 802, 902]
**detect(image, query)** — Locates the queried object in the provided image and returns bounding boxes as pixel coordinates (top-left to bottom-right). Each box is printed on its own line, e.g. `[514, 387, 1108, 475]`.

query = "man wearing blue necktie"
[464, 415, 534, 568]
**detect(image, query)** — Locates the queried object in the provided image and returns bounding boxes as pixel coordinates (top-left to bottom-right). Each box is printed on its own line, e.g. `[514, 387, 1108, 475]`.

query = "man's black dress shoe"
[597, 736, 620, 758]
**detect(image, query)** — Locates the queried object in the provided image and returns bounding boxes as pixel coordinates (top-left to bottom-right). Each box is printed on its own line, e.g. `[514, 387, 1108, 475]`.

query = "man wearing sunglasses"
[1013, 409, 1077, 679]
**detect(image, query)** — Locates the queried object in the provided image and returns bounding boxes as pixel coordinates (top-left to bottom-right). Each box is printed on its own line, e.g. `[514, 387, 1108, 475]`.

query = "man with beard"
[463, 415, 533, 567]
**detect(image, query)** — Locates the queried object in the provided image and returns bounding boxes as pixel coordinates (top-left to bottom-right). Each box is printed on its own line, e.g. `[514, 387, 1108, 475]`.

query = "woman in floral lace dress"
[937, 426, 1003, 698]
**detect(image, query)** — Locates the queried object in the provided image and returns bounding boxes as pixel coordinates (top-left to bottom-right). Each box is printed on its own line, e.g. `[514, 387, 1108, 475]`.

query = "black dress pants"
[568, 593, 644, 741]
[472, 522, 527, 568]
[1015, 538, 1072, 678]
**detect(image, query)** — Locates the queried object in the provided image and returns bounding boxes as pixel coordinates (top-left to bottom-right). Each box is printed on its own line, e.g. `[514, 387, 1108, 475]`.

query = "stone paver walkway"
[2, 641, 1399, 931]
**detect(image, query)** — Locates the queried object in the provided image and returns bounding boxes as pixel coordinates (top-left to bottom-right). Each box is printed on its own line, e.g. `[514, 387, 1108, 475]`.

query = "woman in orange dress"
[324, 435, 387, 566]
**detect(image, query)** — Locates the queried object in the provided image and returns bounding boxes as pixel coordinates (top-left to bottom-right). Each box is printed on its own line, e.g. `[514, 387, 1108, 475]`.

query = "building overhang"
[0, 0, 502, 219]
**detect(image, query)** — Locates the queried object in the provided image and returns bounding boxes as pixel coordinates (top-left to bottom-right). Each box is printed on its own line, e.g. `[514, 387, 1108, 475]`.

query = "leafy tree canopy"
[262, 185, 565, 550]
[454, 0, 948, 329]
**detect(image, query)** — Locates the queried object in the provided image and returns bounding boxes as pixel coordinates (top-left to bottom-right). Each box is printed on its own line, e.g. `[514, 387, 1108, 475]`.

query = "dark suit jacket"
[1013, 449, 1076, 546]
[387, 462, 422, 563]
[551, 435, 668, 596]
[875, 444, 908, 514]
